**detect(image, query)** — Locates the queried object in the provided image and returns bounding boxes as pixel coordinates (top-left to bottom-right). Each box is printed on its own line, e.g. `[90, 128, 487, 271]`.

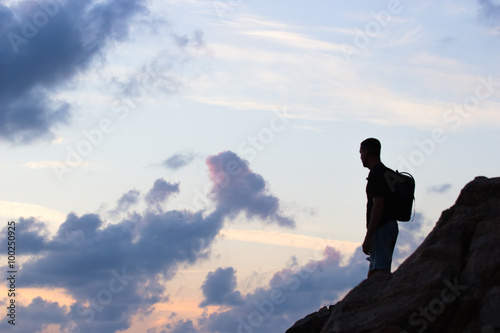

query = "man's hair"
[361, 138, 381, 158]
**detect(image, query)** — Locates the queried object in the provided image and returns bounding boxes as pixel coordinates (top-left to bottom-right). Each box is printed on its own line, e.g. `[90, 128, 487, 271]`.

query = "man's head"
[360, 138, 381, 169]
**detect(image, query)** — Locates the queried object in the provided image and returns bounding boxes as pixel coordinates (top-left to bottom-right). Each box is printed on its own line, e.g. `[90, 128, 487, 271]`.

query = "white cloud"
[187, 95, 282, 112]
[378, 25, 424, 47]
[220, 229, 358, 255]
[241, 29, 345, 53]
[0, 201, 65, 233]
[22, 161, 66, 169]
[187, 13, 500, 130]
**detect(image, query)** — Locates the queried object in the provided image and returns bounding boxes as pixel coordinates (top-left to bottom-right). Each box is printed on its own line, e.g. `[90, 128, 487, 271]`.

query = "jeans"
[369, 220, 398, 271]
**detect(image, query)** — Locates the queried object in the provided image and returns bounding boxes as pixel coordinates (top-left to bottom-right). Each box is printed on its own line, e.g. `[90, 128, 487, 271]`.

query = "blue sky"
[0, 0, 499, 332]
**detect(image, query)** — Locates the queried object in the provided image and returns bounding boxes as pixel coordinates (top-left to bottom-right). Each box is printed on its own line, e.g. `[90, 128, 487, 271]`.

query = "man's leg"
[367, 221, 398, 278]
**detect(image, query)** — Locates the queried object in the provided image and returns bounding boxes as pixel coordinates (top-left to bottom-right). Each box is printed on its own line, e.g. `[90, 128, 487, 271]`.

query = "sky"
[0, 0, 499, 332]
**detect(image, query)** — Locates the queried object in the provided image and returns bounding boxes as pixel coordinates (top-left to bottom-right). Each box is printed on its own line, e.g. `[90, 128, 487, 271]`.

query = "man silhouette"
[360, 138, 398, 278]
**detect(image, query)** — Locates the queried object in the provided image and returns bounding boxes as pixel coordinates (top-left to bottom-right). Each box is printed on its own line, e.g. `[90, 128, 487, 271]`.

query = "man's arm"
[362, 196, 384, 255]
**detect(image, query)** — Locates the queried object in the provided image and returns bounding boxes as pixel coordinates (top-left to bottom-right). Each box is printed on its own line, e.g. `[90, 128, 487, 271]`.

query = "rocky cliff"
[286, 176, 500, 333]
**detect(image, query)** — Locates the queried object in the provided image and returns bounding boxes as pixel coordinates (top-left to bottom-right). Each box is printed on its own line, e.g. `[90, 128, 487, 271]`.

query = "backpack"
[383, 169, 415, 222]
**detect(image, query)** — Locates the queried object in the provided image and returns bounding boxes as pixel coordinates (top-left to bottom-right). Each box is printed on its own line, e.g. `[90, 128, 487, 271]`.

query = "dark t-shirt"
[366, 162, 397, 228]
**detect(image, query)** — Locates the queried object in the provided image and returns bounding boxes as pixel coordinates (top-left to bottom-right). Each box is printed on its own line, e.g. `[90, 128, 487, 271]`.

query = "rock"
[286, 177, 500, 333]
[286, 306, 334, 333]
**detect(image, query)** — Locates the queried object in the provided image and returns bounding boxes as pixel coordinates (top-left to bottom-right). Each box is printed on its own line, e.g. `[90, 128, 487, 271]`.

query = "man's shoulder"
[367, 163, 395, 194]
[368, 162, 389, 178]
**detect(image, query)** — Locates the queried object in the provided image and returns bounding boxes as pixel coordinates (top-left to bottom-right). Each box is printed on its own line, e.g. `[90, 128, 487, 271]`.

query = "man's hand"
[364, 196, 384, 255]
[362, 234, 372, 255]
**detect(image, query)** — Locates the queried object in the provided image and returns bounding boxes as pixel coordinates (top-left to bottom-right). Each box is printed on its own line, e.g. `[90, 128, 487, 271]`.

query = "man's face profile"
[360, 146, 368, 168]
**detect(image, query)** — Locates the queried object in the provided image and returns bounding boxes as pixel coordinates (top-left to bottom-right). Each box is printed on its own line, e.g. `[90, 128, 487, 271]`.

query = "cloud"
[206, 151, 295, 227]
[0, 205, 225, 333]
[0, 217, 49, 255]
[180, 215, 428, 333]
[0, 200, 65, 225]
[168, 319, 197, 333]
[242, 29, 345, 52]
[426, 183, 452, 194]
[199, 267, 243, 307]
[145, 179, 180, 209]
[219, 229, 358, 254]
[0, 154, 428, 333]
[162, 151, 198, 170]
[477, 0, 500, 25]
[56, 212, 102, 241]
[109, 189, 141, 215]
[107, 28, 208, 104]
[196, 247, 368, 333]
[0, 0, 148, 143]
[0, 150, 290, 333]
[0, 297, 68, 332]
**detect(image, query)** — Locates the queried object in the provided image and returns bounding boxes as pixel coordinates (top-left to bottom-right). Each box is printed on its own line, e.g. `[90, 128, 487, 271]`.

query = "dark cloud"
[0, 150, 290, 333]
[168, 319, 197, 333]
[0, 154, 428, 333]
[206, 151, 295, 227]
[191, 215, 428, 333]
[162, 151, 197, 170]
[0, 0, 148, 143]
[426, 183, 452, 194]
[0, 217, 49, 255]
[199, 267, 243, 307]
[0, 297, 68, 332]
[145, 179, 180, 210]
[109, 189, 141, 215]
[196, 247, 367, 333]
[477, 0, 500, 25]
[56, 212, 102, 241]
[3, 208, 225, 332]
